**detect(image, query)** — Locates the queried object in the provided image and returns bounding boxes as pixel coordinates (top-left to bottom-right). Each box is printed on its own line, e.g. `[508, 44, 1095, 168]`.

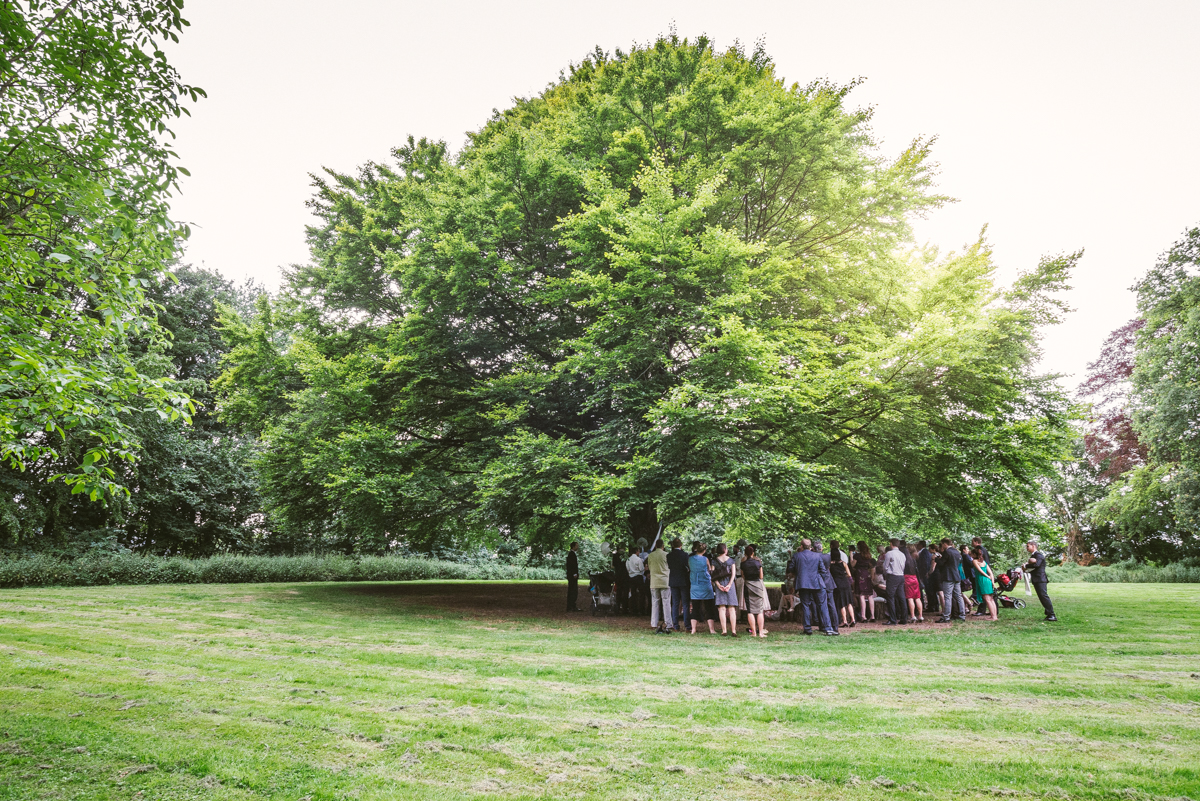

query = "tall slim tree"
[1079, 319, 1148, 481]
[219, 37, 1073, 552]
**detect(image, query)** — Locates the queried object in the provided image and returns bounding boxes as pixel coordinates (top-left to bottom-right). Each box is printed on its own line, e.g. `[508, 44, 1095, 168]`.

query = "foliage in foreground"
[219, 35, 1075, 555]
[0, 552, 560, 588]
[0, 0, 201, 500]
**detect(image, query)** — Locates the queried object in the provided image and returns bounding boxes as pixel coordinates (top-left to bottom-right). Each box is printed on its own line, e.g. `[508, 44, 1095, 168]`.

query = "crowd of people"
[564, 536, 1057, 635]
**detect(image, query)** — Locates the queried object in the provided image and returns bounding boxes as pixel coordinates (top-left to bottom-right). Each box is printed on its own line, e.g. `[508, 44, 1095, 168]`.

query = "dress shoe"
[803, 630, 813, 636]
[936, 617, 951, 623]
[1045, 616, 1058, 622]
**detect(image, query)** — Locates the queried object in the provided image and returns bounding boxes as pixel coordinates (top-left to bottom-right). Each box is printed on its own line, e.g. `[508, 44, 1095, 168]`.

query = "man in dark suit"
[1024, 540, 1057, 621]
[812, 540, 839, 634]
[933, 538, 966, 622]
[565, 541, 580, 611]
[972, 537, 990, 567]
[666, 537, 690, 632]
[917, 540, 936, 615]
[611, 547, 627, 614]
[791, 539, 835, 636]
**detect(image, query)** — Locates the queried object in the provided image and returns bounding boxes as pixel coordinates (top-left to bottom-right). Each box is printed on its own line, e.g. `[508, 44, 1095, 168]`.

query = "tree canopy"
[218, 36, 1074, 554]
[0, 0, 201, 500]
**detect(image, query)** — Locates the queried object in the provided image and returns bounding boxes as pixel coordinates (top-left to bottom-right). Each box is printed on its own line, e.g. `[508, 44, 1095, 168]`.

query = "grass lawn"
[1, 581, 1198, 801]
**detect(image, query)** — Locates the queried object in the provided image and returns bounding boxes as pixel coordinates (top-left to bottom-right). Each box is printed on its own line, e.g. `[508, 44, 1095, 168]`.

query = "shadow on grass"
[286, 580, 658, 629]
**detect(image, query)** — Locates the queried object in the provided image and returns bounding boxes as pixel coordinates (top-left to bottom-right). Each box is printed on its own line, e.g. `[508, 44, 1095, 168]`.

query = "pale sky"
[166, 0, 1200, 388]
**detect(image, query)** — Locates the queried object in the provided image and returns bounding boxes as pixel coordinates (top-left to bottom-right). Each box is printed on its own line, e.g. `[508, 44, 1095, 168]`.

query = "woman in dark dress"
[830, 540, 856, 627]
[851, 540, 877, 623]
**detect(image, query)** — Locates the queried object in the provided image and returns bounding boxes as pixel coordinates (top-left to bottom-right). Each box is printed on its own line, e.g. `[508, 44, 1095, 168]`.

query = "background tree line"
[3, 3, 1195, 566]
[1049, 227, 1200, 564]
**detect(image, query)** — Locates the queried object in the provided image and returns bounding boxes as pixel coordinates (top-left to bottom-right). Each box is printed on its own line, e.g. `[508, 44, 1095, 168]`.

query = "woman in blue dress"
[688, 542, 717, 634]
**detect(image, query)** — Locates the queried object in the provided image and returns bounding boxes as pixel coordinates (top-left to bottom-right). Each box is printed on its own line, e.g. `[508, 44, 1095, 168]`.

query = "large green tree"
[1, 0, 201, 500]
[220, 37, 1073, 553]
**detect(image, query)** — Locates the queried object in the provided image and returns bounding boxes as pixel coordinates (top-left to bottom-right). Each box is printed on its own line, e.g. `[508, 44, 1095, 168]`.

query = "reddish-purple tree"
[1079, 319, 1148, 481]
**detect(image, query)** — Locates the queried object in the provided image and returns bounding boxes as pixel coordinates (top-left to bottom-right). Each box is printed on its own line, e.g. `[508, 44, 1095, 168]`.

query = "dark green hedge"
[1046, 558, 1200, 583]
[0, 553, 562, 589]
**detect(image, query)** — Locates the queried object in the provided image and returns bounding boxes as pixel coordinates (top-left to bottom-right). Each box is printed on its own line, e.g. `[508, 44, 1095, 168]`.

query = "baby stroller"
[995, 566, 1027, 609]
[589, 571, 618, 616]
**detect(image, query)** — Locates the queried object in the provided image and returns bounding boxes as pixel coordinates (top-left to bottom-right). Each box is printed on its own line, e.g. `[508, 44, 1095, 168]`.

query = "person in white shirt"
[880, 539, 909, 625]
[626, 548, 647, 615]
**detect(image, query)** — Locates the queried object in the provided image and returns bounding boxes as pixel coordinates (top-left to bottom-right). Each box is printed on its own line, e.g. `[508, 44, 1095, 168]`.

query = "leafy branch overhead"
[0, 0, 204, 500]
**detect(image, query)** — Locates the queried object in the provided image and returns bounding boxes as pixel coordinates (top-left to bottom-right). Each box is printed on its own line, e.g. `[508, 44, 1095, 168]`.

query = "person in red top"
[904, 542, 925, 623]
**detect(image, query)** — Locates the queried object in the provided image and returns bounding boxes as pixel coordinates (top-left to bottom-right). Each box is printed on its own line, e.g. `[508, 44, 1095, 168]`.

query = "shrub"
[0, 553, 561, 589]
[1046, 557, 1200, 583]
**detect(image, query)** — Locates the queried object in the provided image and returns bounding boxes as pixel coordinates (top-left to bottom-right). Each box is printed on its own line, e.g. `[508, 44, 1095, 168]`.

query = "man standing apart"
[565, 541, 581, 612]
[934, 539, 966, 622]
[667, 538, 690, 632]
[1024, 541, 1057, 621]
[881, 539, 908, 625]
[647, 540, 672, 633]
[792, 539, 835, 636]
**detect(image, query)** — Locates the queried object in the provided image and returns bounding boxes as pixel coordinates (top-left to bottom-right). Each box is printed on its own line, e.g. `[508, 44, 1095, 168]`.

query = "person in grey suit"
[790, 539, 836, 636]
[812, 540, 839, 634]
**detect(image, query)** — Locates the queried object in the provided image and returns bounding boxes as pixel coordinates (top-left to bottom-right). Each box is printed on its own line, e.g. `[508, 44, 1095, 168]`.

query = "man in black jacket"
[611, 547, 628, 614]
[917, 540, 937, 615]
[565, 541, 580, 611]
[1024, 541, 1057, 621]
[972, 537, 990, 566]
[933, 539, 965, 622]
[666, 538, 690, 632]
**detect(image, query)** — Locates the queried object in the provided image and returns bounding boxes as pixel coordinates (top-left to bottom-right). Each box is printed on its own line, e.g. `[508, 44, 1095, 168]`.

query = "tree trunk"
[626, 503, 660, 548]
[1065, 522, 1083, 564]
